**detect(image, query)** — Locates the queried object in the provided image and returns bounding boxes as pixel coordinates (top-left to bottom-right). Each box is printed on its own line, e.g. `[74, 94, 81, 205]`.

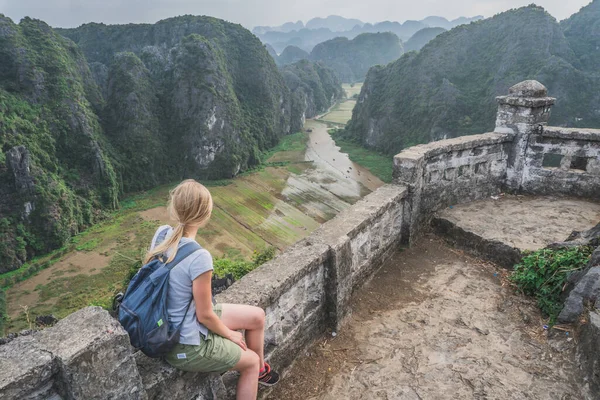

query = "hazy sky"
[0, 0, 592, 29]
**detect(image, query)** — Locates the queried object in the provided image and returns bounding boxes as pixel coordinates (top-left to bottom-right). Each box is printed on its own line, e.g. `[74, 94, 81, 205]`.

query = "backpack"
[118, 240, 200, 358]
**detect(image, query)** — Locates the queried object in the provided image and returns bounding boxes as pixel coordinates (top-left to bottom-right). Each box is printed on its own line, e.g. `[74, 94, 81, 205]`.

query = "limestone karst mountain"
[253, 15, 483, 53]
[345, 5, 600, 154]
[0, 14, 342, 273]
[404, 27, 447, 52]
[0, 16, 119, 274]
[280, 60, 344, 131]
[309, 32, 404, 82]
[561, 0, 600, 74]
[277, 45, 310, 65]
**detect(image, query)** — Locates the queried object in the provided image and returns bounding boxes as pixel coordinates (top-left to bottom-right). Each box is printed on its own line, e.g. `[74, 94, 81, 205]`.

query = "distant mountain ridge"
[271, 32, 404, 83]
[253, 14, 483, 52]
[345, 4, 600, 155]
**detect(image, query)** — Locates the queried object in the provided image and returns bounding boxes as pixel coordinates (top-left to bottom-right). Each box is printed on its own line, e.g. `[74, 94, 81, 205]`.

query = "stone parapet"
[393, 133, 512, 244]
[0, 307, 146, 399]
[521, 125, 600, 198]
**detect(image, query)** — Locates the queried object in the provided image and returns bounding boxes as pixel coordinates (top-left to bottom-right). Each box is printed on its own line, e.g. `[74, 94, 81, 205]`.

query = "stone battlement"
[1, 81, 599, 399]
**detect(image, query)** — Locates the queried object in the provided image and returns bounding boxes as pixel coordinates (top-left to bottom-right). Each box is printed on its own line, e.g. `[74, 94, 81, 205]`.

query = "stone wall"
[394, 80, 600, 244]
[217, 185, 407, 369]
[521, 127, 600, 199]
[393, 132, 511, 244]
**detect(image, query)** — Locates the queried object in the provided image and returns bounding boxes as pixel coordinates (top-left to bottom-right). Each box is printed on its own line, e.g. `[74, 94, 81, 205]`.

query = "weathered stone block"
[0, 335, 58, 399]
[135, 353, 225, 400]
[559, 265, 600, 323]
[578, 311, 600, 395]
[37, 307, 146, 400]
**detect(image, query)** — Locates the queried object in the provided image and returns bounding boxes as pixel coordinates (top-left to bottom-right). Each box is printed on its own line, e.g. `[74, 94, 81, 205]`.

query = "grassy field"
[343, 83, 363, 98]
[329, 129, 394, 183]
[318, 83, 363, 126]
[2, 131, 326, 334]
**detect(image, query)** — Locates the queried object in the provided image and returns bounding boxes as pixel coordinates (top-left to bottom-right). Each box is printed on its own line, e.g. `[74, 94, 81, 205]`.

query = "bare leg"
[221, 304, 266, 367]
[232, 349, 260, 400]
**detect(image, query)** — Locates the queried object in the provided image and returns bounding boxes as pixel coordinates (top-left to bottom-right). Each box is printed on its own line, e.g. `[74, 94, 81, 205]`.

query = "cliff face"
[309, 32, 404, 82]
[561, 0, 600, 74]
[59, 15, 295, 178]
[0, 16, 119, 273]
[0, 15, 322, 272]
[280, 60, 344, 131]
[346, 5, 600, 154]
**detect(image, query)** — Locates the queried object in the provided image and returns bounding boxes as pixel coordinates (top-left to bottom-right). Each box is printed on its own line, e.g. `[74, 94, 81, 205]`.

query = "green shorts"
[165, 304, 242, 373]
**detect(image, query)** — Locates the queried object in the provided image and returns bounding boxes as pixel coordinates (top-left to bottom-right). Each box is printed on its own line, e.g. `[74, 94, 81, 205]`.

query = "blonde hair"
[144, 179, 213, 264]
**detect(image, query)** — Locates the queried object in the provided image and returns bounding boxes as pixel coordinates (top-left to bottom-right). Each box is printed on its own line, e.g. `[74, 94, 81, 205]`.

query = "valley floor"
[3, 119, 385, 334]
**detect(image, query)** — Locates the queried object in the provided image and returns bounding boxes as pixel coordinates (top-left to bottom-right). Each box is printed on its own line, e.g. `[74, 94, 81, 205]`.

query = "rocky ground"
[268, 236, 586, 400]
[436, 195, 600, 251]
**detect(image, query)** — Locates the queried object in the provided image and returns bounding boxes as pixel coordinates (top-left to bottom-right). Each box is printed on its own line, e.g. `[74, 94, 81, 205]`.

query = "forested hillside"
[345, 5, 600, 154]
[277, 45, 309, 65]
[310, 32, 404, 82]
[0, 15, 341, 273]
[404, 27, 447, 52]
[561, 0, 600, 74]
[0, 16, 119, 274]
[280, 60, 344, 131]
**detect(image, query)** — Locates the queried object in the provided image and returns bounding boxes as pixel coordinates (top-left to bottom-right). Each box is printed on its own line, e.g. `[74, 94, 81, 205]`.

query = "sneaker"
[258, 362, 280, 387]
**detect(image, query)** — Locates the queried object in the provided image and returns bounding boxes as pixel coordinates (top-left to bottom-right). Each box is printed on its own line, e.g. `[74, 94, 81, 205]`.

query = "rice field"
[2, 122, 377, 334]
[318, 83, 363, 125]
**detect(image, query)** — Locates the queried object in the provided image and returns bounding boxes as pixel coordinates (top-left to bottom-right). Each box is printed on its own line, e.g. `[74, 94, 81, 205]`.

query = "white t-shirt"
[150, 225, 213, 345]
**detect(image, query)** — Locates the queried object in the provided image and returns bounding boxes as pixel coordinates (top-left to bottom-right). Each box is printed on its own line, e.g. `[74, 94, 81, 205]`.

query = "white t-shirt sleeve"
[188, 249, 214, 281]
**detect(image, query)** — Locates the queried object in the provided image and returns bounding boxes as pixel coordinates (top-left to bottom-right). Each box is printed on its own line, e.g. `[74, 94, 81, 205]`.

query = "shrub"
[510, 246, 593, 324]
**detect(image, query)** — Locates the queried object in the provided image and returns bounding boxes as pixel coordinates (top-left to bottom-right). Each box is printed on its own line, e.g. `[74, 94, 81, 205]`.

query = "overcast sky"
[0, 0, 592, 29]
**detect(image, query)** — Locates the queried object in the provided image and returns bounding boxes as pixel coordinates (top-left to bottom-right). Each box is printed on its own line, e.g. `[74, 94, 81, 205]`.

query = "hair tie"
[177, 223, 185, 228]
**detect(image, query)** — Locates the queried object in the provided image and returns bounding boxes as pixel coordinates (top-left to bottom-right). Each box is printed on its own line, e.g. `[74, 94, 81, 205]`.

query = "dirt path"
[269, 236, 585, 400]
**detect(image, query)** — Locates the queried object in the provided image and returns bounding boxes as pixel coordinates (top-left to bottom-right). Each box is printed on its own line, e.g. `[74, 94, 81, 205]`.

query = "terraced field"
[2, 122, 383, 333]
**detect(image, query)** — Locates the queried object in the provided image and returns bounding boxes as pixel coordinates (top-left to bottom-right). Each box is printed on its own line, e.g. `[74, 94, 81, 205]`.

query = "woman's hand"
[227, 329, 247, 351]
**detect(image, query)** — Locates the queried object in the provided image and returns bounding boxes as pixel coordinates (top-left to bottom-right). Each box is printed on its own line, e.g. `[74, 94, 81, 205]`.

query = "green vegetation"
[510, 246, 593, 324]
[404, 27, 447, 52]
[561, 0, 600, 75]
[310, 32, 404, 82]
[214, 247, 277, 280]
[329, 129, 393, 183]
[342, 83, 363, 98]
[319, 101, 356, 125]
[281, 60, 344, 131]
[276, 45, 309, 65]
[346, 5, 600, 155]
[0, 16, 119, 273]
[1, 14, 317, 275]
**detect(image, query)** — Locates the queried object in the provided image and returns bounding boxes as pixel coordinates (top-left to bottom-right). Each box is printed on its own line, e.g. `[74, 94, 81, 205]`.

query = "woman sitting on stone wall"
[145, 179, 279, 400]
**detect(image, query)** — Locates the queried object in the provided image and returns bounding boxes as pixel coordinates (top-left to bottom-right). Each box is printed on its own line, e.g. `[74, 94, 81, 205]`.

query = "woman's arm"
[192, 271, 247, 350]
